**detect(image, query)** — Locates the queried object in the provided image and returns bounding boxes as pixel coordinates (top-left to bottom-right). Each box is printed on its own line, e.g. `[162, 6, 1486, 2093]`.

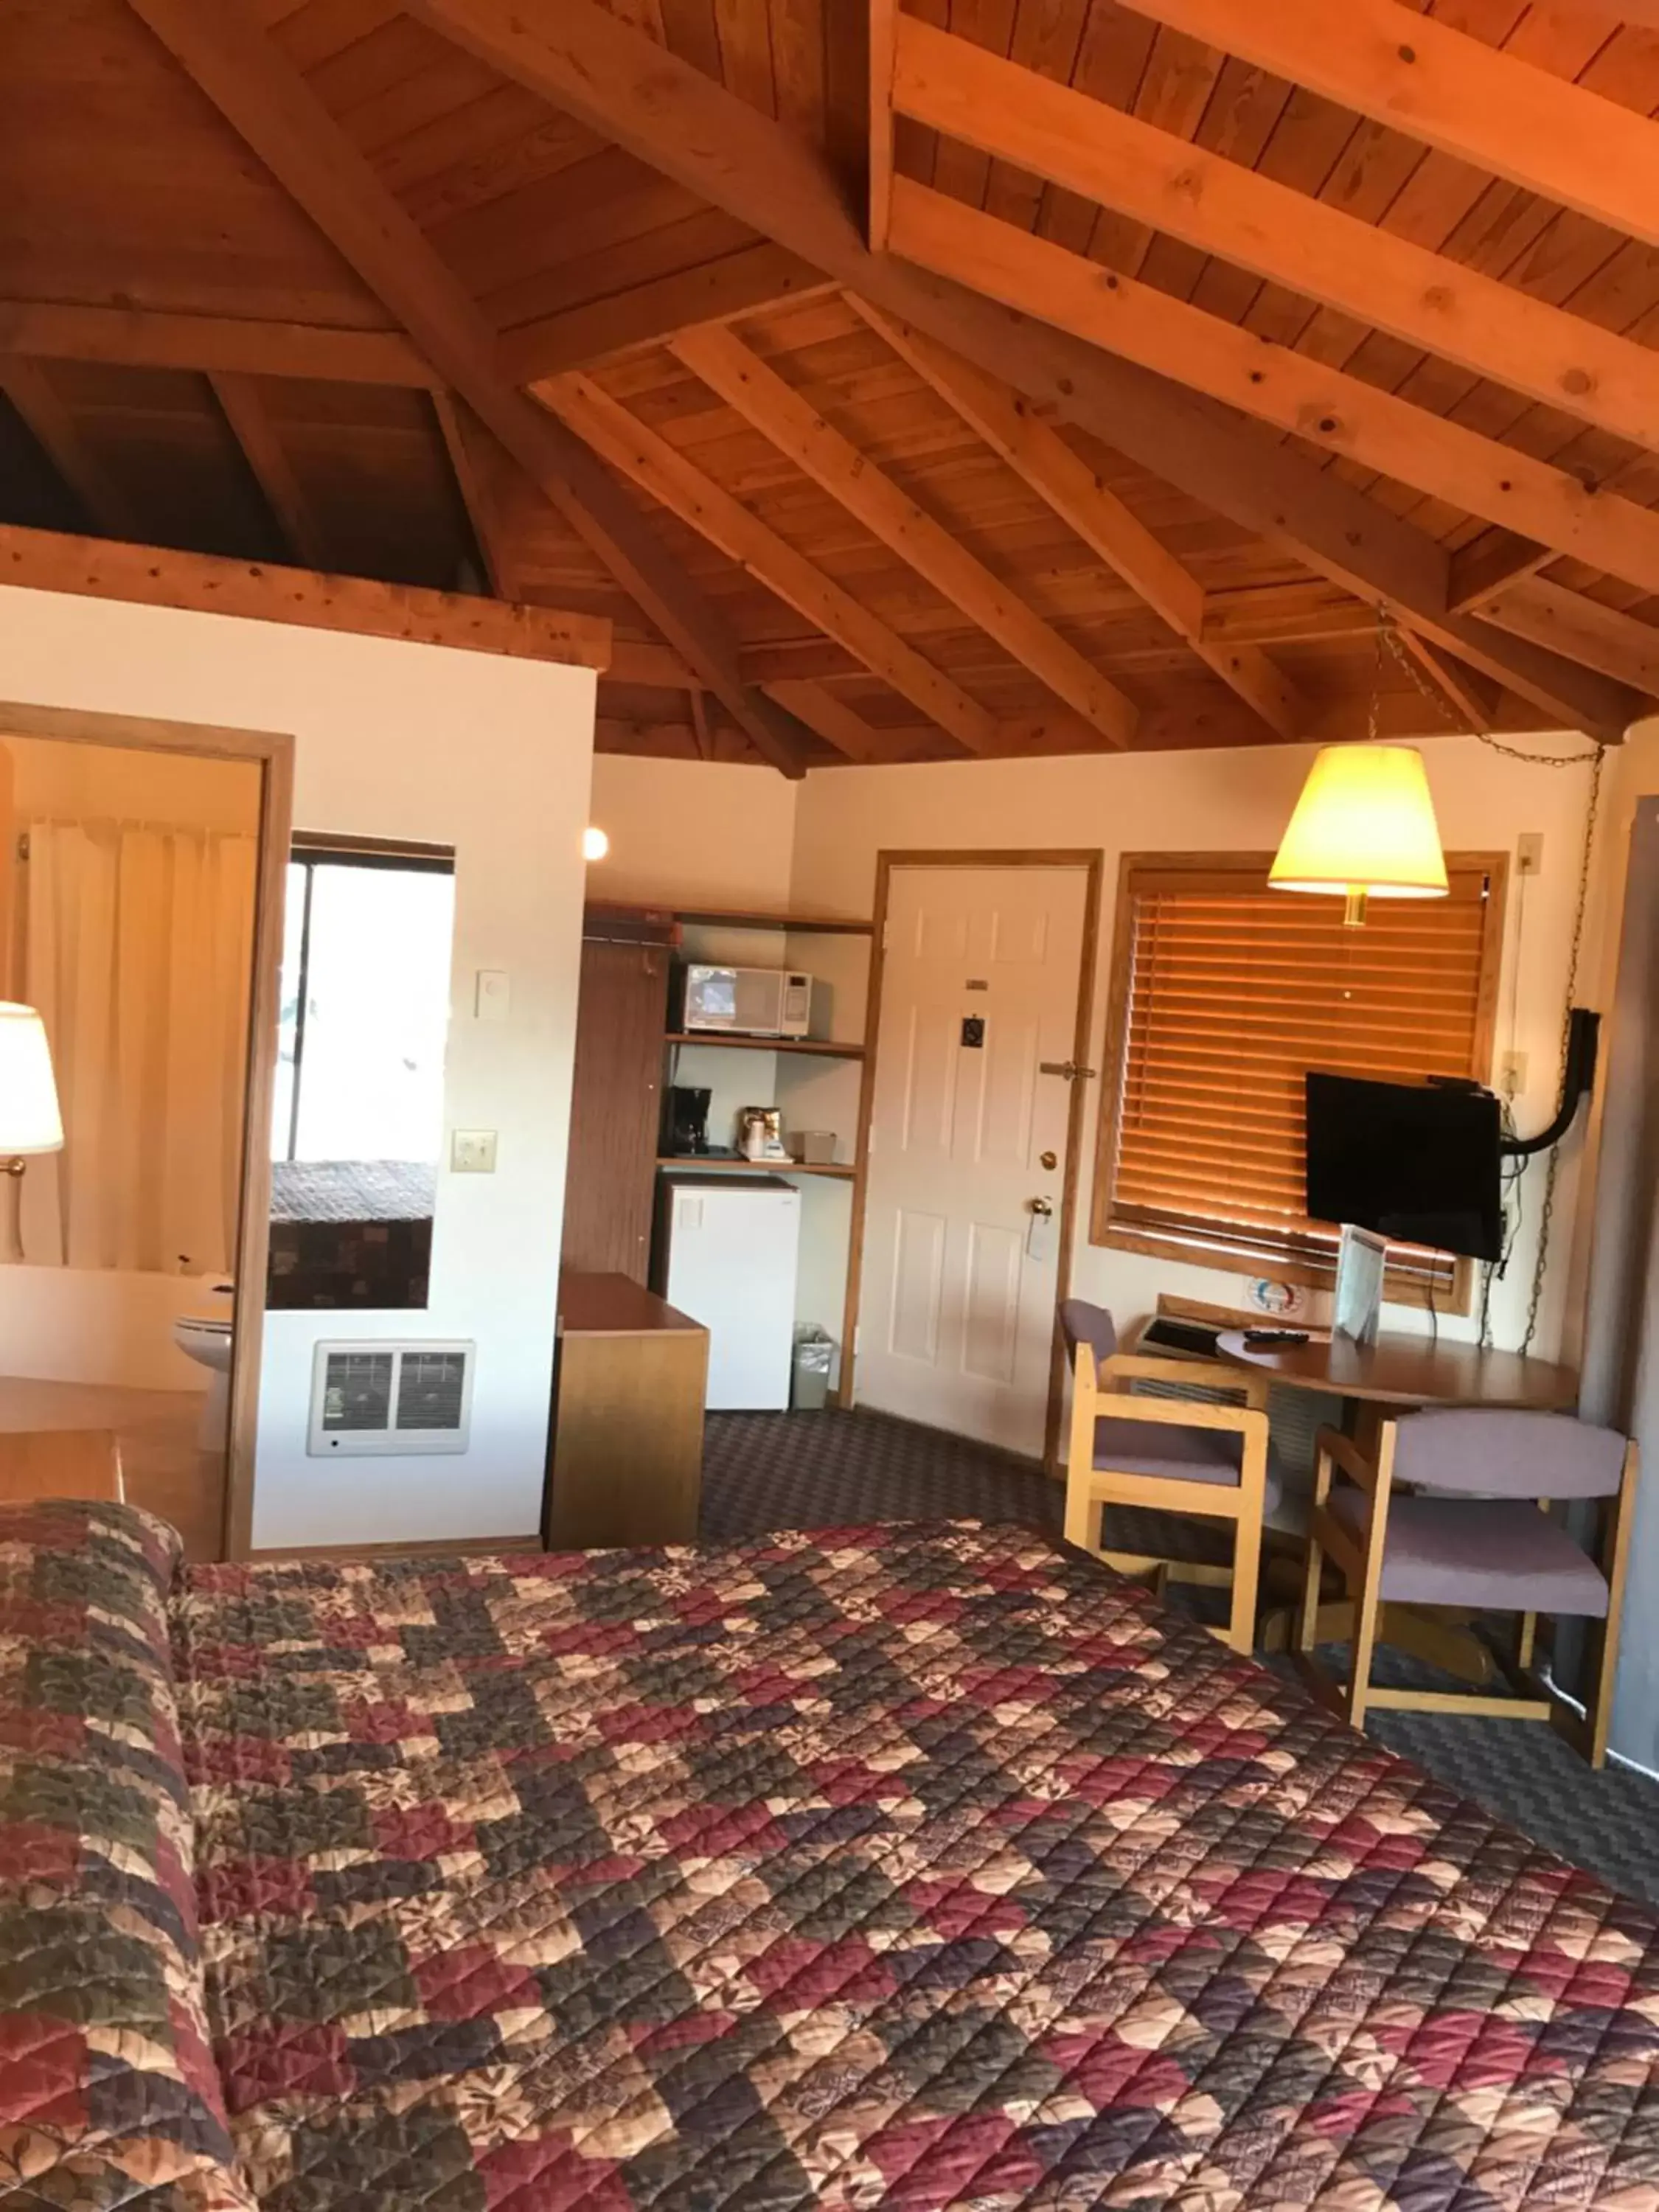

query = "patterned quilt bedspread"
[7, 1505, 1659, 2209]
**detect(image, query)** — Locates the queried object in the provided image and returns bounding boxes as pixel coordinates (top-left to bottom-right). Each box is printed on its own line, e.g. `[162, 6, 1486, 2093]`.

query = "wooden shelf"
[671, 905, 873, 936]
[664, 1032, 865, 1059]
[656, 1157, 856, 1180]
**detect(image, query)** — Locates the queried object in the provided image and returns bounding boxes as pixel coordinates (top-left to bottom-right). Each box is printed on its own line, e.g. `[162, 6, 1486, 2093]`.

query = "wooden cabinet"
[561, 931, 669, 1281]
[546, 1272, 707, 1548]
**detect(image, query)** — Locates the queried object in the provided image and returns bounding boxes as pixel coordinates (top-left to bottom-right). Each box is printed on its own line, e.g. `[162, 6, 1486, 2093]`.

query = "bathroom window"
[268, 838, 454, 1312]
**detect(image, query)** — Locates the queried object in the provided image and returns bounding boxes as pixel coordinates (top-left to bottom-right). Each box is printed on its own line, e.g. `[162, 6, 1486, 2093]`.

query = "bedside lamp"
[1270, 744, 1448, 928]
[0, 1004, 63, 1265]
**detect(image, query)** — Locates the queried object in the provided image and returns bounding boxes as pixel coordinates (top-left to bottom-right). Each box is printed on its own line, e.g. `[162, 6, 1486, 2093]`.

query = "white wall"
[586, 754, 797, 910]
[0, 585, 596, 1548]
[790, 735, 1602, 1362]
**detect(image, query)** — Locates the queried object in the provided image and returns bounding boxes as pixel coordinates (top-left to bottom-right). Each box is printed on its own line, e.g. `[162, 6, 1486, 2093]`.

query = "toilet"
[173, 1281, 234, 1451]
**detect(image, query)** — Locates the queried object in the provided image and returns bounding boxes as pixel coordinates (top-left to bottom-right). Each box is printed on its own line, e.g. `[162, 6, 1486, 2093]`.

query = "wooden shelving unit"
[664, 1032, 864, 1059]
[665, 905, 873, 936]
[656, 1155, 857, 1180]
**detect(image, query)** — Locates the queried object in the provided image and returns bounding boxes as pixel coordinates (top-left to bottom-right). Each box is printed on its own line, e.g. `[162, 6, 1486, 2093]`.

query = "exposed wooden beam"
[1116, 0, 1659, 257]
[893, 17, 1659, 465]
[209, 371, 327, 568]
[431, 390, 515, 598]
[543, 370, 993, 752]
[1397, 631, 1501, 734]
[125, 0, 810, 778]
[760, 679, 927, 762]
[0, 360, 142, 538]
[669, 321, 1138, 748]
[1447, 532, 1553, 616]
[495, 246, 829, 384]
[888, 181, 1659, 608]
[0, 299, 434, 386]
[0, 521, 611, 667]
[415, 0, 1639, 739]
[869, 0, 898, 252]
[850, 297, 1307, 738]
[1474, 579, 1659, 698]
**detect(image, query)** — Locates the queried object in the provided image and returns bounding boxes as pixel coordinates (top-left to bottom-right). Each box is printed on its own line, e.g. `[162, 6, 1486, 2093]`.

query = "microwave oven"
[680, 964, 813, 1038]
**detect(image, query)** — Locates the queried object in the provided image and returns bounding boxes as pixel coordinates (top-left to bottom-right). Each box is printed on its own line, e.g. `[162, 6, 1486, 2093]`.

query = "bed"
[4, 1500, 1658, 2210]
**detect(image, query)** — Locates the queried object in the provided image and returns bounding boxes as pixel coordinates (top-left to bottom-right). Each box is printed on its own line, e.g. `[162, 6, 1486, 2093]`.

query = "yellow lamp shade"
[1270, 744, 1447, 925]
[0, 1003, 63, 1155]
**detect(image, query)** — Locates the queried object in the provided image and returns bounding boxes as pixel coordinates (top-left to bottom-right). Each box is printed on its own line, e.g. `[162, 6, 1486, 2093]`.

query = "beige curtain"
[22, 820, 257, 1273]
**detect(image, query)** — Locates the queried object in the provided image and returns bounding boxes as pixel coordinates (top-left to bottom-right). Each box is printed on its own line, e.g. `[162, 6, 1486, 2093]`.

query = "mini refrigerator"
[656, 1174, 801, 1410]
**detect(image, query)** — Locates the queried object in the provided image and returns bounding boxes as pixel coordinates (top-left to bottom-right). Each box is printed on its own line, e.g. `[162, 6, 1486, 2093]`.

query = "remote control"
[1242, 1327, 1310, 1346]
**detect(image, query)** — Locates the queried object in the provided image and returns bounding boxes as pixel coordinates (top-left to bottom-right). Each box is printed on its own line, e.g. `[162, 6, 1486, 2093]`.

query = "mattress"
[167, 1521, 1659, 2211]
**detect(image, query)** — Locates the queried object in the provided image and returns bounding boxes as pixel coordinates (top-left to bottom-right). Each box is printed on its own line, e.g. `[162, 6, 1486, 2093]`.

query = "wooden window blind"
[1091, 852, 1508, 1307]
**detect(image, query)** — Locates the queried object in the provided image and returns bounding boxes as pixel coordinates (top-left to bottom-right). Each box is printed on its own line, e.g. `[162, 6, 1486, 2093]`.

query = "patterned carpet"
[702, 1405, 1659, 1906]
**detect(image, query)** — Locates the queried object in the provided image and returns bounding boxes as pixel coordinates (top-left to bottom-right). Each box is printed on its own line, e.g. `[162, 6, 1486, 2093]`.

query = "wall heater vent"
[307, 1340, 474, 1456]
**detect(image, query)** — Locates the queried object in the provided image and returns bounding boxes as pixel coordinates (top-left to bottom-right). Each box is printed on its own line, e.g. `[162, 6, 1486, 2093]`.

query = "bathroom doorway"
[0, 702, 292, 1558]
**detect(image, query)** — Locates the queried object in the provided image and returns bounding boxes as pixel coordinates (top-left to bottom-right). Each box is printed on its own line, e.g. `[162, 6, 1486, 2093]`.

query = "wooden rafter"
[1448, 533, 1553, 617]
[669, 322, 1138, 748]
[0, 521, 611, 667]
[431, 391, 515, 599]
[0, 300, 434, 386]
[0, 360, 142, 538]
[1473, 580, 1659, 698]
[1397, 633, 1500, 735]
[868, 0, 898, 254]
[542, 370, 993, 753]
[887, 181, 1659, 608]
[209, 371, 326, 568]
[892, 17, 1659, 466]
[415, 0, 1637, 738]
[1117, 0, 1659, 255]
[124, 0, 813, 776]
[849, 299, 1306, 740]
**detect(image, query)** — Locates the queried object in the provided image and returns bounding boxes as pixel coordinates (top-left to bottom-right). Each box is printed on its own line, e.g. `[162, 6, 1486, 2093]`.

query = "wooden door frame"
[841, 847, 1104, 1465]
[0, 698, 295, 1559]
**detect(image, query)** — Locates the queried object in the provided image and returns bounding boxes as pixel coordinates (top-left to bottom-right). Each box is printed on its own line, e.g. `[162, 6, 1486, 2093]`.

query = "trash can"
[791, 1326, 835, 1411]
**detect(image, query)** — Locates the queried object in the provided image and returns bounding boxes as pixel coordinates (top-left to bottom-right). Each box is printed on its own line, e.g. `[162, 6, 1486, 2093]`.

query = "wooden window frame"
[1090, 849, 1510, 1316]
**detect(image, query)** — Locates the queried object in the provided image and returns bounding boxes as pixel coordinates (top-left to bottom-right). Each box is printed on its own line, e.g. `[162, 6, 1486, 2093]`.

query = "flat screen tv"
[1304, 1072, 1503, 1262]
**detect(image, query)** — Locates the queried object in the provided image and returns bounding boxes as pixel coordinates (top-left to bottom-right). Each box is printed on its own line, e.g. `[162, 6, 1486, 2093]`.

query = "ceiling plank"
[431, 390, 515, 598]
[0, 300, 434, 386]
[495, 245, 830, 384]
[123, 0, 811, 777]
[1397, 631, 1500, 734]
[1474, 579, 1659, 697]
[0, 361, 144, 538]
[414, 0, 1638, 739]
[209, 371, 327, 568]
[0, 521, 611, 666]
[1447, 532, 1553, 616]
[1116, 0, 1659, 255]
[761, 678, 920, 762]
[888, 180, 1659, 607]
[669, 321, 1138, 748]
[851, 297, 1307, 739]
[893, 17, 1659, 466]
[543, 370, 992, 752]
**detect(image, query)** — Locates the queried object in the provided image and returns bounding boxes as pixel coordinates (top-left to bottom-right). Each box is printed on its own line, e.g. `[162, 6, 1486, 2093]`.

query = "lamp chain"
[1371, 608, 1607, 1353]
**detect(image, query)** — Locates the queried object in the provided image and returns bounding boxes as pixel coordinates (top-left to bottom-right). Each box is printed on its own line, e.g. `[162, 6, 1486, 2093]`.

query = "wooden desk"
[546, 1271, 709, 1550]
[0, 1429, 124, 1506]
[1214, 1329, 1579, 1412]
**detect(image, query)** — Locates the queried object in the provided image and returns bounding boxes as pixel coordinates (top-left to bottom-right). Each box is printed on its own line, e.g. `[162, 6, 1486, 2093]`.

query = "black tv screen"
[1304, 1073, 1503, 1262]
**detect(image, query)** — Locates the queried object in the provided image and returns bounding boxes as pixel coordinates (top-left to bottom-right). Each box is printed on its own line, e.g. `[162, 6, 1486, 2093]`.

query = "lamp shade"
[0, 1004, 63, 1155]
[1270, 745, 1448, 912]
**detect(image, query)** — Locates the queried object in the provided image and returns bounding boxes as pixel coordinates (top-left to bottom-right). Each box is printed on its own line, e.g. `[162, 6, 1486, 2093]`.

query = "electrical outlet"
[1500, 1050, 1528, 1098]
[1517, 833, 1544, 877]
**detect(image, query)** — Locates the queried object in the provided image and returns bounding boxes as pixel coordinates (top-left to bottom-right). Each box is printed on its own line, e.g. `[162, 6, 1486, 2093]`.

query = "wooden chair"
[1296, 1408, 1638, 1767]
[1060, 1299, 1273, 1655]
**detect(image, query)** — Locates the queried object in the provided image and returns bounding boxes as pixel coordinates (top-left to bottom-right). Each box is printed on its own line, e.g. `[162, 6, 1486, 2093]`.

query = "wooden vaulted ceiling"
[7, 0, 1659, 773]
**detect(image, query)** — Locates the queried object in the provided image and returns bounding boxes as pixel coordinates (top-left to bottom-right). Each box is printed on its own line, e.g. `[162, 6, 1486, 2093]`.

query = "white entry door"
[856, 864, 1090, 1456]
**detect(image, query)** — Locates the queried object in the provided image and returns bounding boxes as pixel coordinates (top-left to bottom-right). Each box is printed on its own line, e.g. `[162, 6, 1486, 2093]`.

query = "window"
[273, 841, 455, 1166]
[1091, 851, 1507, 1307]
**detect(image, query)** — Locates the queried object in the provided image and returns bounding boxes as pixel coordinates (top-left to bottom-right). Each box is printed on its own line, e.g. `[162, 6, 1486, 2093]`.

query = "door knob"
[1029, 1195, 1054, 1217]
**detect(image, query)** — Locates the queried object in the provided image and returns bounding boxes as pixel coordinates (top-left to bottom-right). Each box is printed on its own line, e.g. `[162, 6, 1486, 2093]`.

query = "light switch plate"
[1517, 833, 1544, 877]
[475, 969, 510, 1021]
[451, 1128, 498, 1174]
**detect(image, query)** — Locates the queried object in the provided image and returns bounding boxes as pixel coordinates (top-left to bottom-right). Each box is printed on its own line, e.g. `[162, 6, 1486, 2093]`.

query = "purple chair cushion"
[1060, 1298, 1117, 1364]
[1391, 1408, 1626, 1500]
[1328, 1486, 1610, 1617]
[1093, 1414, 1287, 1520]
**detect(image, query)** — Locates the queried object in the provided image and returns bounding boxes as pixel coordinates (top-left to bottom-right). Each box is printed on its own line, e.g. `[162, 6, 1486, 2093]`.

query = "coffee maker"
[666, 1085, 712, 1155]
